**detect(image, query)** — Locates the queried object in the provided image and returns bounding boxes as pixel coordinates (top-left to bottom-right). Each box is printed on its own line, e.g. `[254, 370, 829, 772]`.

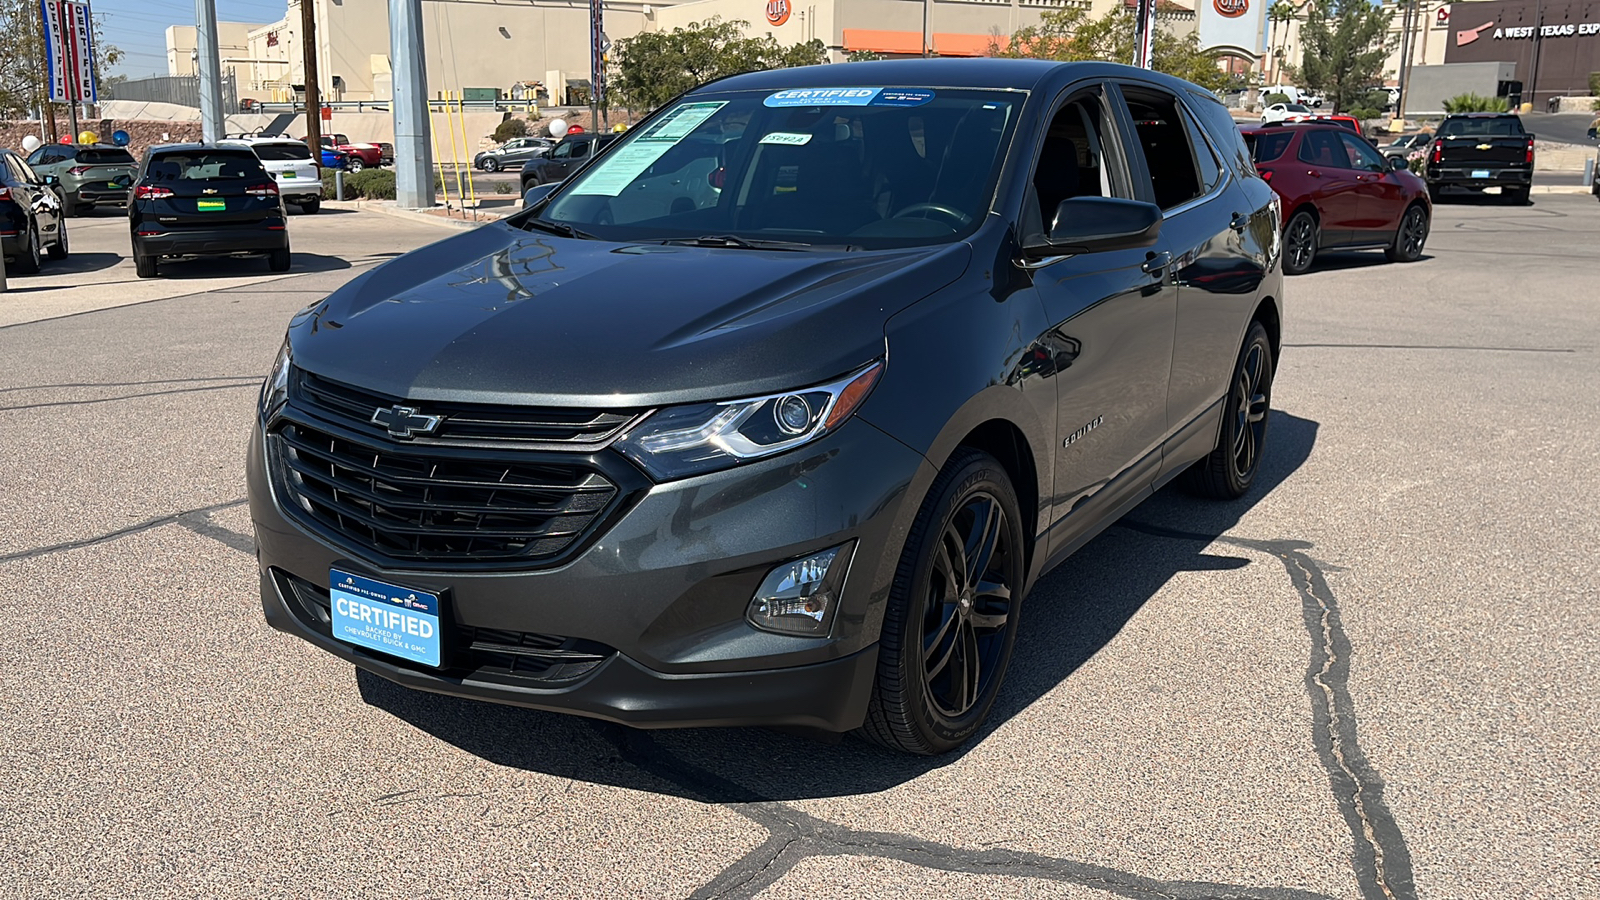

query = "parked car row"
[2, 139, 302, 279]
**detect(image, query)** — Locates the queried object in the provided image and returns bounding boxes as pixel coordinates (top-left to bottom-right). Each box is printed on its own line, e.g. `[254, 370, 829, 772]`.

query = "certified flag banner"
[40, 0, 97, 104]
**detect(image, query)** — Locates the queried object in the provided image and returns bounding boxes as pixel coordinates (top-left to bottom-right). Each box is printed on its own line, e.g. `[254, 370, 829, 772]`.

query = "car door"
[5, 154, 62, 245]
[1294, 128, 1362, 246]
[1339, 132, 1407, 242]
[1023, 85, 1177, 551]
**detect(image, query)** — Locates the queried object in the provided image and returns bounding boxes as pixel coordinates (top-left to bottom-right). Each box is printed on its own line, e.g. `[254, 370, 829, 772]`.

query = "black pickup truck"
[1425, 113, 1534, 204]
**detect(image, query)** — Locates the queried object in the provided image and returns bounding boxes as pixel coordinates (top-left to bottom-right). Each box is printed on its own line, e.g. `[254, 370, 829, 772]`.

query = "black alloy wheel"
[13, 222, 42, 274]
[1182, 321, 1274, 500]
[46, 218, 69, 260]
[1282, 211, 1317, 275]
[861, 449, 1025, 755]
[1385, 205, 1428, 263]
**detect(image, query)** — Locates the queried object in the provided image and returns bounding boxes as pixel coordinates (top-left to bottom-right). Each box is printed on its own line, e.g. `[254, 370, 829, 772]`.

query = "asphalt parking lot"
[2, 196, 1596, 899]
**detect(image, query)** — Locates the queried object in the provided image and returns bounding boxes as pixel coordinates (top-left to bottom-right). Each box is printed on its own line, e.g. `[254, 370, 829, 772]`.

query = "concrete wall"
[1405, 61, 1518, 114]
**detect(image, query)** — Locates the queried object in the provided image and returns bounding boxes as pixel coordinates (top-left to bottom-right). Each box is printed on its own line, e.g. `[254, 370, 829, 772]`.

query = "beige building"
[166, 22, 269, 94]
[1265, 0, 1474, 89]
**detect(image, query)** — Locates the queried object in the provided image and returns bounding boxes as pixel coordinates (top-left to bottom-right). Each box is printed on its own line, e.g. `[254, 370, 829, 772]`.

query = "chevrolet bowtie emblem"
[1476, 143, 1493, 150]
[371, 405, 442, 439]
[202, 188, 219, 194]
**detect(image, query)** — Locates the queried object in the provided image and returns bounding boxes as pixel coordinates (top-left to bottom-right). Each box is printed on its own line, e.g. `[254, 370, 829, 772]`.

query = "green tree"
[0, 0, 122, 118]
[1298, 0, 1393, 114]
[993, 5, 1228, 92]
[610, 17, 827, 113]
[1441, 92, 1509, 113]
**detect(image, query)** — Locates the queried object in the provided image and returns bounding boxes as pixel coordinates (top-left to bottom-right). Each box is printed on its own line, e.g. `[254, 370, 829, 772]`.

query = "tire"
[1505, 186, 1531, 206]
[61, 193, 78, 217]
[134, 252, 158, 279]
[268, 248, 291, 272]
[1181, 321, 1275, 501]
[347, 158, 364, 174]
[1282, 210, 1318, 276]
[859, 448, 1027, 755]
[1385, 204, 1428, 263]
[298, 199, 321, 214]
[46, 219, 69, 260]
[482, 157, 500, 173]
[12, 222, 42, 274]
[1427, 185, 1441, 205]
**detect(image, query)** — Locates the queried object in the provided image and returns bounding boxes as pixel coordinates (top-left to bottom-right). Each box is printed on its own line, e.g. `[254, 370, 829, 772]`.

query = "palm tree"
[1267, 1, 1299, 86]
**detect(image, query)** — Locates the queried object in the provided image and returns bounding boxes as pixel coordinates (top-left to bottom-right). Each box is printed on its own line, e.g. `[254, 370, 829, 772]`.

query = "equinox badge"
[371, 405, 442, 439]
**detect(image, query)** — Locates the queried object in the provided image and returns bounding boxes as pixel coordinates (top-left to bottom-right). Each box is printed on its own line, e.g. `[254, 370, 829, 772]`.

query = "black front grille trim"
[294, 369, 647, 451]
[268, 412, 649, 572]
[275, 569, 612, 684]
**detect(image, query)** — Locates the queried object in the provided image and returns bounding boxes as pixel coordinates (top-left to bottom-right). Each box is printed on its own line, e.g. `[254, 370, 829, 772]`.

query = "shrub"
[1442, 92, 1509, 113]
[1589, 72, 1600, 96]
[492, 117, 529, 143]
[1348, 107, 1381, 120]
[319, 167, 396, 200]
[1263, 92, 1292, 106]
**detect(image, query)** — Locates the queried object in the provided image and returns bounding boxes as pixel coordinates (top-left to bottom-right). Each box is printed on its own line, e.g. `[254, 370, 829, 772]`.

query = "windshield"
[539, 88, 1021, 249]
[1439, 117, 1523, 137]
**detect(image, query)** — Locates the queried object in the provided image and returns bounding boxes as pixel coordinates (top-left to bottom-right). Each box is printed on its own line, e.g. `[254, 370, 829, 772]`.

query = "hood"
[290, 223, 970, 407]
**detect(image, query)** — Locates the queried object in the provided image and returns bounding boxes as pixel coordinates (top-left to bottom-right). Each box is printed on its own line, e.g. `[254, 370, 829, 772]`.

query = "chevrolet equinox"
[248, 60, 1284, 755]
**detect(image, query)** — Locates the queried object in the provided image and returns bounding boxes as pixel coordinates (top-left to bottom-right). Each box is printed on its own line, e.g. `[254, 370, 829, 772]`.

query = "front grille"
[296, 370, 641, 449]
[278, 570, 611, 684]
[271, 419, 621, 564]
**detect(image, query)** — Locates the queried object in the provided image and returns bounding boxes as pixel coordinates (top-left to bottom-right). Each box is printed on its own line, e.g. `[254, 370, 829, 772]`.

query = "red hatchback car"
[1242, 122, 1431, 275]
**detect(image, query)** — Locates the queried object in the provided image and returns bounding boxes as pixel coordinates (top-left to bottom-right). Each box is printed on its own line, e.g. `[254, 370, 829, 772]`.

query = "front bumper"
[248, 410, 929, 731]
[134, 224, 288, 257]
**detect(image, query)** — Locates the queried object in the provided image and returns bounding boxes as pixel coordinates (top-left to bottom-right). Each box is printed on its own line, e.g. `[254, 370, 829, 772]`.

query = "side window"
[1187, 89, 1254, 177]
[571, 141, 591, 159]
[6, 155, 31, 185]
[1179, 106, 1222, 194]
[1119, 88, 1205, 211]
[1297, 130, 1347, 168]
[27, 147, 48, 165]
[1026, 92, 1119, 238]
[552, 142, 572, 159]
[1338, 133, 1387, 172]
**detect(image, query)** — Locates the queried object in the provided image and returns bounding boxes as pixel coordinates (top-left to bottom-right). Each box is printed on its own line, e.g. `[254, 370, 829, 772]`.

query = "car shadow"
[357, 412, 1320, 801]
[39, 251, 123, 275]
[150, 252, 352, 278]
[1309, 251, 1434, 273]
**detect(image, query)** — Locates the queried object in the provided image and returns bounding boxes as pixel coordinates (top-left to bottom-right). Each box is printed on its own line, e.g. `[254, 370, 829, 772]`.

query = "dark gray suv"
[249, 60, 1284, 754]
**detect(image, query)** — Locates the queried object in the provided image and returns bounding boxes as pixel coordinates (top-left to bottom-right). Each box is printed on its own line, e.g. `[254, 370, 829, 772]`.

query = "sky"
[97, 0, 292, 78]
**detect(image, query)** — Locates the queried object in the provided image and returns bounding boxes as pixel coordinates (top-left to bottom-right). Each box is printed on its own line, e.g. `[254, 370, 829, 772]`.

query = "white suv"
[219, 136, 324, 214]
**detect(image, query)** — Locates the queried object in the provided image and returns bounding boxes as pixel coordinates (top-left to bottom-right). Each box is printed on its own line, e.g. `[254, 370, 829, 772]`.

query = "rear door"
[1294, 129, 1362, 245]
[142, 150, 281, 225]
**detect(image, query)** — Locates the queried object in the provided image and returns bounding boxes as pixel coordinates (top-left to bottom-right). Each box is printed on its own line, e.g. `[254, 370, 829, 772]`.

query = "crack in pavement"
[0, 380, 258, 412]
[593, 725, 1335, 900]
[176, 508, 257, 555]
[0, 499, 249, 563]
[1115, 521, 1415, 900]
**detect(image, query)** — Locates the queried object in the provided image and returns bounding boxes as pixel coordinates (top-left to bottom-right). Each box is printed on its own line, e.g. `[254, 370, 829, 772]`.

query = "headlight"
[615, 361, 882, 480]
[259, 339, 291, 418]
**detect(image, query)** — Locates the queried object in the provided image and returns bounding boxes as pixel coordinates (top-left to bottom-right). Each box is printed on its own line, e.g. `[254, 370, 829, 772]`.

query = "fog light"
[747, 542, 854, 637]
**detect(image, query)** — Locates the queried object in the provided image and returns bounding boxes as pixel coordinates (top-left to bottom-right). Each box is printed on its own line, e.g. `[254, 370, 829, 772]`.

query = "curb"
[320, 200, 513, 230]
[1531, 185, 1594, 194]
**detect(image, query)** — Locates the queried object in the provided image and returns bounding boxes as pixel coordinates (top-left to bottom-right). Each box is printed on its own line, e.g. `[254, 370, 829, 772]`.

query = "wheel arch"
[1251, 296, 1282, 365]
[952, 418, 1039, 574]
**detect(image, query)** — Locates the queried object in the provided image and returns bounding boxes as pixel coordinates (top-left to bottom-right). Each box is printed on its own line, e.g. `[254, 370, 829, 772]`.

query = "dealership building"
[1439, 0, 1600, 105]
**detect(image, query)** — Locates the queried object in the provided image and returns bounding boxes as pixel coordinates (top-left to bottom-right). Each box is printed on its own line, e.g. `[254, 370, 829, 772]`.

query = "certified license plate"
[197, 199, 226, 211]
[330, 569, 443, 667]
[1471, 169, 1491, 179]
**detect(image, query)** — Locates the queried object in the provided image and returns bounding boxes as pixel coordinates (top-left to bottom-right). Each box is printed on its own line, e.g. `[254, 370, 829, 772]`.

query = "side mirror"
[1026, 197, 1162, 257]
[523, 182, 559, 208]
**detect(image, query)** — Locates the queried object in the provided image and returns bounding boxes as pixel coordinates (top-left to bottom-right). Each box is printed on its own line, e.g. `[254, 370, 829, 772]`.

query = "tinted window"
[79, 148, 135, 164]
[8, 155, 39, 183]
[1180, 106, 1221, 194]
[1025, 93, 1120, 240]
[1338, 133, 1387, 171]
[1297, 130, 1348, 168]
[542, 88, 1020, 249]
[1187, 89, 1254, 177]
[1438, 117, 1524, 137]
[146, 150, 266, 181]
[1250, 131, 1295, 162]
[1122, 88, 1205, 210]
[253, 143, 313, 161]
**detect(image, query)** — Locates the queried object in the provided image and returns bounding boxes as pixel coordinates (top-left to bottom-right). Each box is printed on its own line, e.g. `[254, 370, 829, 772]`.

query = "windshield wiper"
[518, 217, 596, 240]
[657, 234, 844, 251]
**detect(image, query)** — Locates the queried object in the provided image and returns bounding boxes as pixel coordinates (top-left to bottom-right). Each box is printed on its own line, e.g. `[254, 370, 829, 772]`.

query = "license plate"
[197, 199, 226, 211]
[1471, 169, 1491, 179]
[330, 569, 443, 667]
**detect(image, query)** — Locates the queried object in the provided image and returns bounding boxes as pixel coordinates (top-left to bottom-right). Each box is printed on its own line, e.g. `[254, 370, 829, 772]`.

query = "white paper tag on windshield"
[569, 101, 726, 197]
[759, 132, 812, 146]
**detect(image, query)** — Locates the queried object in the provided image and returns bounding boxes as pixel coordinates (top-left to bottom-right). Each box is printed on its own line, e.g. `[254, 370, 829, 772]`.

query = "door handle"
[1229, 212, 1249, 233]
[1141, 251, 1171, 275]
[1306, 168, 1321, 177]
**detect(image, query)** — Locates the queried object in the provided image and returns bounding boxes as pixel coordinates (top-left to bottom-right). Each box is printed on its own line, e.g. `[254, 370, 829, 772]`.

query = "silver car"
[474, 137, 553, 172]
